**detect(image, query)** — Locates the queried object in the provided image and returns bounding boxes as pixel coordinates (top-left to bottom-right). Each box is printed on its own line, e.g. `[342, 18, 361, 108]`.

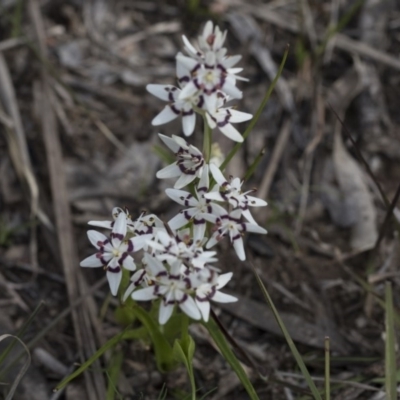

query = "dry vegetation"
[1, 0, 400, 399]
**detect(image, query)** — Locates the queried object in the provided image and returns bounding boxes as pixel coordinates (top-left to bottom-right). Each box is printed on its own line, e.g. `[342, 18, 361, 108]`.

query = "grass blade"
[203, 317, 259, 400]
[251, 264, 322, 400]
[325, 337, 330, 400]
[385, 282, 397, 400]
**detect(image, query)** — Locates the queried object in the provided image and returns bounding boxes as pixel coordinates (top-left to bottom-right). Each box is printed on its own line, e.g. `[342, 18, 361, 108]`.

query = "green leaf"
[54, 327, 128, 391]
[106, 348, 123, 400]
[385, 282, 397, 400]
[133, 305, 176, 372]
[203, 317, 259, 400]
[251, 266, 322, 400]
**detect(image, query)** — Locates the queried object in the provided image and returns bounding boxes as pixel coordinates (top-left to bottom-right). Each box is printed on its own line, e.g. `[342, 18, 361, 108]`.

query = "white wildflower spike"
[156, 134, 205, 189]
[80, 213, 151, 296]
[131, 255, 201, 325]
[205, 163, 267, 225]
[166, 165, 226, 241]
[192, 268, 237, 322]
[206, 209, 267, 261]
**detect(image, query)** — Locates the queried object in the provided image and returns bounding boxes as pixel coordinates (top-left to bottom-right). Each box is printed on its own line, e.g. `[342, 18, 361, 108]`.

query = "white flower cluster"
[147, 21, 252, 142]
[80, 21, 268, 325]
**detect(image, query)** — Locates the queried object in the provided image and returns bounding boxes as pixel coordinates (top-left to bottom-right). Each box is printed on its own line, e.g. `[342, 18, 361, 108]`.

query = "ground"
[0, 0, 400, 399]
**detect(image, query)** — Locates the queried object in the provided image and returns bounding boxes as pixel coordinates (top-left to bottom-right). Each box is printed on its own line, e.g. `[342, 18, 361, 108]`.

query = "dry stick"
[28, 1, 106, 399]
[257, 119, 292, 205]
[241, 3, 400, 71]
[0, 54, 40, 279]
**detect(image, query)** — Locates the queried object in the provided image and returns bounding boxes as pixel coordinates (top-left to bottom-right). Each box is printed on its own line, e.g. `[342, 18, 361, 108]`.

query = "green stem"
[203, 115, 212, 163]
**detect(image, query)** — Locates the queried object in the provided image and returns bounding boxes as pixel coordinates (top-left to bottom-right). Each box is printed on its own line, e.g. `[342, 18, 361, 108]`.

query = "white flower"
[176, 51, 243, 109]
[146, 84, 204, 136]
[192, 268, 237, 322]
[166, 165, 226, 241]
[131, 256, 201, 325]
[182, 20, 227, 59]
[80, 213, 151, 296]
[206, 209, 267, 261]
[148, 229, 217, 270]
[156, 134, 205, 189]
[205, 164, 267, 225]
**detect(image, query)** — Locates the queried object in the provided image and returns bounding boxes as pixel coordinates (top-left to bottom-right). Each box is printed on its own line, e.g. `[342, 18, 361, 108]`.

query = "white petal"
[168, 213, 190, 231]
[123, 282, 135, 302]
[222, 54, 242, 69]
[112, 212, 127, 247]
[212, 291, 238, 303]
[246, 195, 267, 207]
[182, 113, 196, 136]
[176, 52, 198, 71]
[179, 296, 201, 320]
[205, 111, 217, 129]
[206, 233, 220, 249]
[174, 173, 196, 189]
[209, 163, 227, 185]
[195, 299, 210, 322]
[219, 123, 244, 142]
[165, 188, 196, 206]
[182, 35, 198, 56]
[146, 84, 175, 101]
[178, 81, 199, 100]
[223, 80, 242, 99]
[216, 272, 233, 289]
[132, 286, 157, 301]
[87, 230, 108, 249]
[245, 223, 267, 234]
[80, 254, 103, 268]
[242, 209, 258, 225]
[232, 236, 246, 261]
[193, 223, 206, 243]
[152, 106, 179, 126]
[204, 191, 224, 202]
[107, 269, 122, 296]
[122, 255, 136, 271]
[88, 220, 112, 229]
[156, 163, 181, 179]
[228, 109, 253, 123]
[198, 164, 209, 189]
[159, 302, 174, 325]
[158, 133, 180, 152]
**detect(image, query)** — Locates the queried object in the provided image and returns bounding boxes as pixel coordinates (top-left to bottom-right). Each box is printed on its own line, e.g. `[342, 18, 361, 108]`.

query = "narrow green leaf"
[244, 147, 266, 182]
[54, 328, 127, 391]
[133, 305, 176, 372]
[251, 266, 322, 400]
[385, 282, 397, 400]
[0, 301, 44, 371]
[203, 317, 259, 400]
[106, 348, 123, 400]
[220, 46, 289, 172]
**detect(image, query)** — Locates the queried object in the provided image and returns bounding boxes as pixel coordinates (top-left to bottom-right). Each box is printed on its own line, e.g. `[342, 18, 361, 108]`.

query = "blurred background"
[1, 0, 400, 399]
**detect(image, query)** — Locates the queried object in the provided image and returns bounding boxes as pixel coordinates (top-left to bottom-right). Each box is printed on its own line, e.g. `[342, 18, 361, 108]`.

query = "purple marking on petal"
[108, 266, 121, 273]
[170, 104, 182, 115]
[127, 241, 134, 252]
[193, 217, 206, 225]
[119, 252, 128, 265]
[232, 233, 241, 241]
[111, 233, 124, 241]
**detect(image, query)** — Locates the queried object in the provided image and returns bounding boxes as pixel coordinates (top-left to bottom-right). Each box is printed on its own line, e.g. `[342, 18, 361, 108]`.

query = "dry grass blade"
[385, 282, 397, 400]
[0, 334, 31, 400]
[28, 1, 106, 398]
[0, 53, 41, 276]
